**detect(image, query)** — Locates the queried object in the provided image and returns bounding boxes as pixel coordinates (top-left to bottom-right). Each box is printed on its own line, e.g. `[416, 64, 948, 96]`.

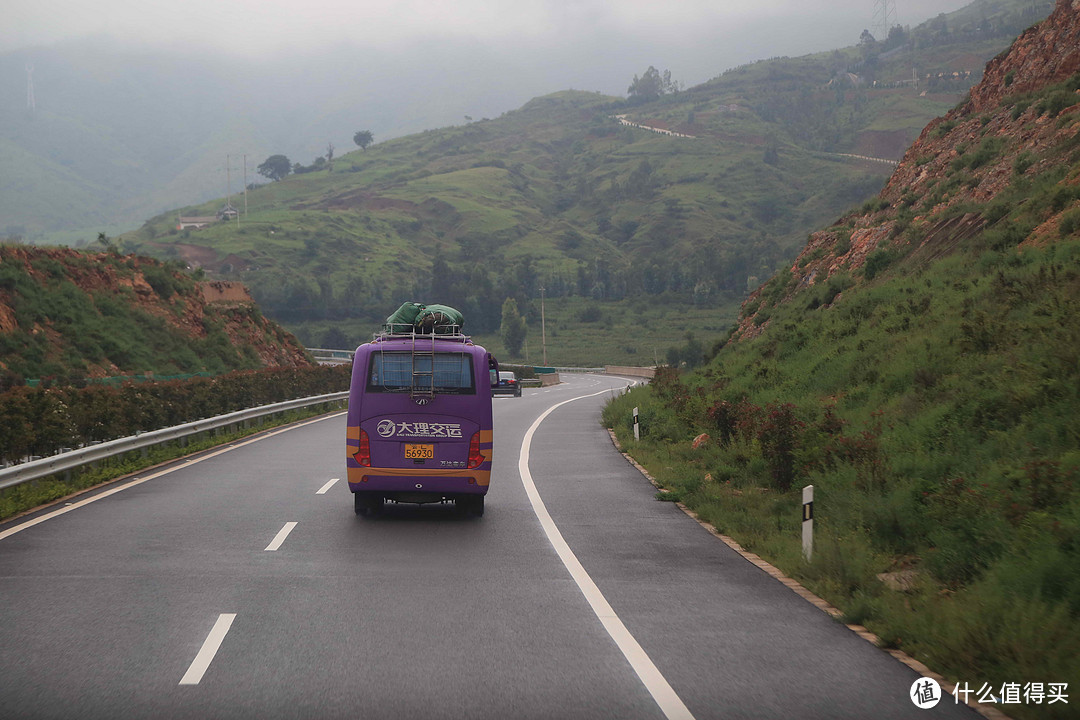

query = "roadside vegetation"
[606, 238, 1080, 718]
[0, 364, 350, 466]
[603, 61, 1080, 715]
[0, 364, 351, 520]
[0, 400, 347, 522]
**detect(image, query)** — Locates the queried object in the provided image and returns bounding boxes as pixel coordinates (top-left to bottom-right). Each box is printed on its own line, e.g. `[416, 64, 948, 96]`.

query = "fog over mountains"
[2, 0, 968, 241]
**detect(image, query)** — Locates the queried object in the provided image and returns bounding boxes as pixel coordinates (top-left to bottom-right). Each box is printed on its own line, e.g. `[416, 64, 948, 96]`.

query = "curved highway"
[0, 374, 977, 719]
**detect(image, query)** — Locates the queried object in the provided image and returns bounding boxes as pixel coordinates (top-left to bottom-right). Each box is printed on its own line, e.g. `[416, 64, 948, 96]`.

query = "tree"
[628, 66, 663, 102]
[326, 142, 335, 171]
[627, 66, 680, 102]
[763, 138, 780, 165]
[666, 332, 704, 369]
[320, 327, 350, 350]
[257, 154, 292, 182]
[885, 24, 906, 50]
[353, 130, 374, 150]
[500, 298, 527, 358]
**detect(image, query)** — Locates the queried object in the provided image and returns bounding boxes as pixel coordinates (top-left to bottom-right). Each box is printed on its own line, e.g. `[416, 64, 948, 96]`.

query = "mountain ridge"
[733, 0, 1080, 341]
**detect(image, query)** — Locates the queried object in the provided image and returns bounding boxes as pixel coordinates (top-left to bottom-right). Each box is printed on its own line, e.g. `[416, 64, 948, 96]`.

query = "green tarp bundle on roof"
[382, 302, 465, 334]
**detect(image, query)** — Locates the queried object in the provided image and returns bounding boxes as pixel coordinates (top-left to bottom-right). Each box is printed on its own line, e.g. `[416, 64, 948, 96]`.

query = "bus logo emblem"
[377, 419, 396, 437]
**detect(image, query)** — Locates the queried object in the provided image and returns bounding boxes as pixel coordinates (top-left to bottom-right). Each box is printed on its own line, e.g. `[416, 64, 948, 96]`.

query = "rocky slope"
[734, 0, 1080, 339]
[0, 246, 312, 381]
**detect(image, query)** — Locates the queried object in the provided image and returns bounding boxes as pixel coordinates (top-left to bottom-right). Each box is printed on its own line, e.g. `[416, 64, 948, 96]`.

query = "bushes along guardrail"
[0, 365, 351, 465]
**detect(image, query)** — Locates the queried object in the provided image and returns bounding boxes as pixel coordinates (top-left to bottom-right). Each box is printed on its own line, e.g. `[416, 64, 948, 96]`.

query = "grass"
[602, 224, 1080, 718]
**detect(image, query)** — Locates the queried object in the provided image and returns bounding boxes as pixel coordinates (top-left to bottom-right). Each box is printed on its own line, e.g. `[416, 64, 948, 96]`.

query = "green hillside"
[120, 0, 1052, 364]
[603, 0, 1080, 711]
[0, 246, 312, 382]
[125, 90, 886, 361]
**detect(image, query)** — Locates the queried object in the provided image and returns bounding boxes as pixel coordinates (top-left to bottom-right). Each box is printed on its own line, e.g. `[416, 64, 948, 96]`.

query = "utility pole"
[26, 64, 35, 112]
[226, 154, 232, 222]
[225, 154, 239, 227]
[243, 154, 248, 217]
[540, 285, 547, 366]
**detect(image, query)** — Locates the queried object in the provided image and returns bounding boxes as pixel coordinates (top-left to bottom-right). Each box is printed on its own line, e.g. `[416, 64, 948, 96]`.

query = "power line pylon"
[873, 0, 898, 41]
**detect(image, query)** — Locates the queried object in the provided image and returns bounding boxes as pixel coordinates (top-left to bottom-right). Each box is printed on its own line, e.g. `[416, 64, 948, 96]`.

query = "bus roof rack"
[372, 327, 471, 343]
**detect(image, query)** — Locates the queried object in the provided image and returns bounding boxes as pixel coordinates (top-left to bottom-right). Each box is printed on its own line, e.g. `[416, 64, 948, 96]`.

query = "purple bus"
[346, 330, 497, 517]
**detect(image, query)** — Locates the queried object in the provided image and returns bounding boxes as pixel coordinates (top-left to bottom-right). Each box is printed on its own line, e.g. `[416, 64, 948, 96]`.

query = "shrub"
[1037, 91, 1074, 118]
[757, 402, 803, 490]
[1013, 152, 1034, 176]
[0, 365, 351, 464]
[577, 305, 603, 323]
[921, 476, 1007, 586]
[931, 119, 956, 138]
[141, 264, 177, 299]
[708, 400, 737, 446]
[982, 200, 1011, 224]
[1060, 208, 1080, 237]
[863, 249, 896, 280]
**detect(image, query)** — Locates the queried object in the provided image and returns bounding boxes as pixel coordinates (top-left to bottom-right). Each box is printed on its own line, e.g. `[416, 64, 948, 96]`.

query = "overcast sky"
[7, 0, 971, 89]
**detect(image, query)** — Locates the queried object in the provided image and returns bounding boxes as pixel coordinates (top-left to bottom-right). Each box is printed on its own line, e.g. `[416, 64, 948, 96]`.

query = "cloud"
[4, 0, 971, 58]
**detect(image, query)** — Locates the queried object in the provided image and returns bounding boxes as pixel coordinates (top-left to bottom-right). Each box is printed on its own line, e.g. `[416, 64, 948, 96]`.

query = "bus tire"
[354, 492, 382, 517]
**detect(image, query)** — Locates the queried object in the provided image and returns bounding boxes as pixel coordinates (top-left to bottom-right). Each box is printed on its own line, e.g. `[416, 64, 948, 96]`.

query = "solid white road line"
[518, 384, 694, 720]
[316, 477, 339, 494]
[179, 613, 236, 685]
[0, 412, 346, 542]
[264, 522, 297, 551]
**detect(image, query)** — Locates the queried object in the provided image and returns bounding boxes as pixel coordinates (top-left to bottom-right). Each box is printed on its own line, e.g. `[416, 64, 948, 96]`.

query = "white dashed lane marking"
[179, 614, 236, 685]
[264, 522, 297, 551]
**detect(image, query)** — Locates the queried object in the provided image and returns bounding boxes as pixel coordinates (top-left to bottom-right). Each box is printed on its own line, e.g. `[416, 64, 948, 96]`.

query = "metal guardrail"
[0, 391, 350, 493]
[307, 348, 356, 365]
[604, 365, 656, 379]
[307, 348, 356, 359]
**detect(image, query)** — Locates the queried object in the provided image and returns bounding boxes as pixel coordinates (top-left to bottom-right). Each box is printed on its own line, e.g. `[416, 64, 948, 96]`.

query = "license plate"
[404, 444, 434, 459]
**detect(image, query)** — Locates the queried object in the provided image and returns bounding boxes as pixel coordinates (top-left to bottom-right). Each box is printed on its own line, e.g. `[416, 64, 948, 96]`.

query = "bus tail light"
[467, 432, 484, 469]
[353, 429, 371, 467]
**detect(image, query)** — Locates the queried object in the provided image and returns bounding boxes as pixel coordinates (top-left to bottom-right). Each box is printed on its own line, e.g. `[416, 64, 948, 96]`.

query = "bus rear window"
[367, 352, 475, 394]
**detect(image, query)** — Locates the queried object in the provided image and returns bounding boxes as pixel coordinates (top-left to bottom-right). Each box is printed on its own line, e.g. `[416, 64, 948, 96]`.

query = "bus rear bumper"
[347, 468, 489, 496]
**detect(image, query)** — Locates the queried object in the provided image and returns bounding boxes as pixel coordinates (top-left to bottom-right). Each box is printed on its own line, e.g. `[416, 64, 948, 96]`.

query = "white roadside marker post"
[633, 407, 640, 441]
[802, 484, 814, 562]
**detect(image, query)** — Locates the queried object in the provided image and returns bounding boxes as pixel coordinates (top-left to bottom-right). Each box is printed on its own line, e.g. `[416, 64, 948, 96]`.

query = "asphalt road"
[0, 374, 979, 719]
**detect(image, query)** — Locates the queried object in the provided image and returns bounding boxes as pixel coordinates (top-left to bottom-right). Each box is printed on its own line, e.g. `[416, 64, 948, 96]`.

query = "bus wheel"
[459, 495, 484, 517]
[354, 493, 382, 517]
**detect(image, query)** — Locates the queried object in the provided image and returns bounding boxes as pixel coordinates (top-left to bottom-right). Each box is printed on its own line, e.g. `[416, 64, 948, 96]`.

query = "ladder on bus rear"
[410, 328, 436, 405]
